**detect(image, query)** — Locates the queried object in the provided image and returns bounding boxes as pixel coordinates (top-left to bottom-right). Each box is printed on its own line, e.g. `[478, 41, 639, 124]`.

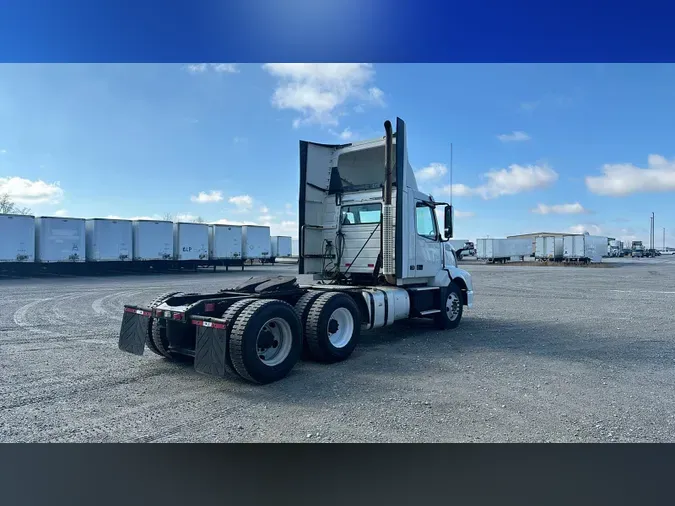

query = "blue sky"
[1, 63, 674, 246]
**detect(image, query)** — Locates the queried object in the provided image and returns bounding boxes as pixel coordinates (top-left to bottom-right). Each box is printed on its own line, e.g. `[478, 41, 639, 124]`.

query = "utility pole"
[650, 212, 655, 251]
[664, 227, 667, 251]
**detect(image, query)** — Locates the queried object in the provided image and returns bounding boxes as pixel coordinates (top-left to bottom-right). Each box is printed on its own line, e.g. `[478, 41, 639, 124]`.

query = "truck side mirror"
[444, 205, 453, 239]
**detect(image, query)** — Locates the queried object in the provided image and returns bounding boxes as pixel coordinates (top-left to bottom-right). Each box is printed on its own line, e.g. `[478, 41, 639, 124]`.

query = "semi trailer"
[117, 117, 474, 384]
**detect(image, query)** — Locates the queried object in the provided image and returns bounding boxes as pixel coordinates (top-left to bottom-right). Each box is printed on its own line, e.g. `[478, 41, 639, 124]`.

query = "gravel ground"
[2, 256, 675, 443]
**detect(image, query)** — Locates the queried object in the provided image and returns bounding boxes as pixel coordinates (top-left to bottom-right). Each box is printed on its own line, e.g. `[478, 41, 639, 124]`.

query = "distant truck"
[447, 239, 475, 258]
[631, 241, 645, 258]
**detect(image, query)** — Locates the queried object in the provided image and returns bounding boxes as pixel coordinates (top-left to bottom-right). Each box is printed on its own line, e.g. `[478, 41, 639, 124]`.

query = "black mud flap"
[192, 317, 234, 378]
[118, 306, 152, 356]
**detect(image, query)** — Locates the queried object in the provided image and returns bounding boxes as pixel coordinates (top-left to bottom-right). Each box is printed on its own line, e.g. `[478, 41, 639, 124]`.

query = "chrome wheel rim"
[446, 292, 461, 321]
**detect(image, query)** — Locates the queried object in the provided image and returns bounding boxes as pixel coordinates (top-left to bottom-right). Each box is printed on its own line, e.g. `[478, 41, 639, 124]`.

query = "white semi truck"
[118, 118, 474, 384]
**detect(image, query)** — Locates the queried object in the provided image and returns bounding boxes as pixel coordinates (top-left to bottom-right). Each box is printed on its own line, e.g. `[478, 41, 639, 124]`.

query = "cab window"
[340, 203, 382, 225]
[415, 203, 438, 239]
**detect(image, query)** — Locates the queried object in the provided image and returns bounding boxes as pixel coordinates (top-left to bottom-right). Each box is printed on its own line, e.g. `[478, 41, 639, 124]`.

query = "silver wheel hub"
[446, 292, 461, 321]
[256, 317, 293, 366]
[327, 307, 354, 348]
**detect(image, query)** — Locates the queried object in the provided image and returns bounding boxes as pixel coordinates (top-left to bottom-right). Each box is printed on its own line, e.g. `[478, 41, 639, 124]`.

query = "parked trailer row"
[0, 214, 274, 274]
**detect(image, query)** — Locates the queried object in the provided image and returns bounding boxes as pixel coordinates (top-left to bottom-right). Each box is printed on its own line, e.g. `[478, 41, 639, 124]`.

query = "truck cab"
[298, 117, 473, 304]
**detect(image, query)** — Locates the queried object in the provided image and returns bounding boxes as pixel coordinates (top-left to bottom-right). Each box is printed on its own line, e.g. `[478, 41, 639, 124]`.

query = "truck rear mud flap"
[118, 305, 153, 355]
[191, 316, 235, 378]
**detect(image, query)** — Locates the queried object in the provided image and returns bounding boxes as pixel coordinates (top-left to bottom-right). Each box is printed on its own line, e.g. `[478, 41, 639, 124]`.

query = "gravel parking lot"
[2, 256, 675, 442]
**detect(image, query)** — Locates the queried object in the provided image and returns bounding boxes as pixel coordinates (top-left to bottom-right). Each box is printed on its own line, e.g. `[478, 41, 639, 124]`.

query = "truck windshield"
[340, 203, 382, 225]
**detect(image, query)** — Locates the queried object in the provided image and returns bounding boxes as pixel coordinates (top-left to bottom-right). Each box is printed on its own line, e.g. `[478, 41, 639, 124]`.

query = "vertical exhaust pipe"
[382, 121, 396, 284]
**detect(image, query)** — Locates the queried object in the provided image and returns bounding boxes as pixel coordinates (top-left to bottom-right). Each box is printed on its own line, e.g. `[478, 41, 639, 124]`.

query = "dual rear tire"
[224, 291, 362, 384]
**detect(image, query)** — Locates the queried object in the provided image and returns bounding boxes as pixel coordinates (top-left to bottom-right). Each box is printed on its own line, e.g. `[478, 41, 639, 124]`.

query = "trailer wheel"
[305, 292, 361, 363]
[219, 298, 258, 377]
[434, 282, 463, 330]
[146, 291, 183, 357]
[293, 290, 324, 360]
[229, 299, 303, 384]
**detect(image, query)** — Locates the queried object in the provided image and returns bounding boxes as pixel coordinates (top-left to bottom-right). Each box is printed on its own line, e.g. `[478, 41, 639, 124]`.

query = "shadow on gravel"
[211, 315, 675, 406]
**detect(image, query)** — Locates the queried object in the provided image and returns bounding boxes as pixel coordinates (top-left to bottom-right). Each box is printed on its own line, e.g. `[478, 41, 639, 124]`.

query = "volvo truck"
[117, 118, 474, 384]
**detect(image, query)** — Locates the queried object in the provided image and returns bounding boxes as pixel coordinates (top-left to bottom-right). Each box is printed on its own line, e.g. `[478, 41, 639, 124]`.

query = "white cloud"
[454, 210, 475, 218]
[497, 131, 531, 142]
[520, 101, 540, 111]
[415, 163, 448, 183]
[185, 63, 239, 74]
[531, 202, 587, 215]
[190, 190, 224, 204]
[54, 209, 68, 217]
[368, 87, 385, 106]
[0, 149, 6, 155]
[285, 203, 295, 216]
[259, 214, 273, 222]
[228, 195, 253, 212]
[262, 63, 384, 127]
[233, 136, 247, 144]
[436, 163, 558, 200]
[338, 128, 353, 141]
[0, 176, 64, 204]
[568, 224, 602, 235]
[585, 154, 675, 196]
[211, 64, 239, 73]
[260, 205, 270, 214]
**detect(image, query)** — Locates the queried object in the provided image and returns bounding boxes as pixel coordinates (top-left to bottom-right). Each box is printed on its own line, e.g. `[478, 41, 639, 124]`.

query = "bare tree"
[161, 212, 173, 222]
[0, 193, 32, 215]
[192, 216, 205, 223]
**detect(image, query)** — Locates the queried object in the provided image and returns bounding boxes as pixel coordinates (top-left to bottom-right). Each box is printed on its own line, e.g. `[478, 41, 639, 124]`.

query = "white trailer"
[476, 238, 531, 262]
[85, 218, 133, 262]
[35, 217, 86, 262]
[563, 233, 608, 263]
[132, 220, 174, 261]
[242, 225, 271, 261]
[173, 222, 209, 261]
[209, 224, 243, 260]
[270, 235, 292, 262]
[535, 235, 564, 261]
[0, 214, 35, 262]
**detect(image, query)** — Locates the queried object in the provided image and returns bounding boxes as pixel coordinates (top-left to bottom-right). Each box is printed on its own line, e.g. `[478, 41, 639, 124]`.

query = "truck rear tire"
[434, 282, 463, 330]
[220, 298, 257, 377]
[293, 290, 324, 360]
[305, 292, 361, 363]
[146, 291, 183, 357]
[228, 299, 303, 384]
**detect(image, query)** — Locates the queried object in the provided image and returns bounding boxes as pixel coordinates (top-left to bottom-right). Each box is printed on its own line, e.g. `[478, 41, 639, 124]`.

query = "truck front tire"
[434, 282, 463, 330]
[305, 292, 361, 363]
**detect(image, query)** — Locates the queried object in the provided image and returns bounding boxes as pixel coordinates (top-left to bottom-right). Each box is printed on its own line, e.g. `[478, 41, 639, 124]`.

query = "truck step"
[407, 286, 440, 292]
[419, 309, 441, 315]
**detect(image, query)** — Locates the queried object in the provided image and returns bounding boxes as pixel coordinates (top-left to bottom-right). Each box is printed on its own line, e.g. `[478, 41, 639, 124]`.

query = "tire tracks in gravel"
[0, 367, 179, 411]
[23, 382, 239, 443]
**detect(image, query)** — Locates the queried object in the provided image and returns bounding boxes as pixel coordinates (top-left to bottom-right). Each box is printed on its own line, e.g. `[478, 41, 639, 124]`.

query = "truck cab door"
[413, 200, 442, 278]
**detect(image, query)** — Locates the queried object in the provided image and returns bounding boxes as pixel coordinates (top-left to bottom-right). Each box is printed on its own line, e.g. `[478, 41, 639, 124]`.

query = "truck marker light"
[172, 312, 184, 320]
[204, 303, 215, 312]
